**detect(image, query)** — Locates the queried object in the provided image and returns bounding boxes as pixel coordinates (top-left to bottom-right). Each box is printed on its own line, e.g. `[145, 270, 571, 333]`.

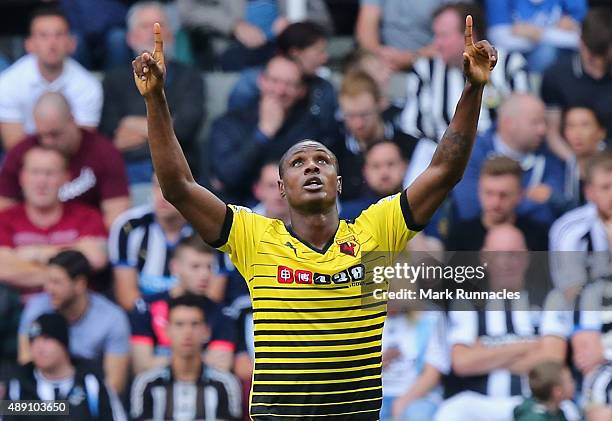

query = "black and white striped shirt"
[108, 205, 194, 296]
[130, 364, 242, 421]
[400, 50, 530, 141]
[445, 291, 571, 398]
[549, 203, 611, 291]
[583, 363, 612, 406]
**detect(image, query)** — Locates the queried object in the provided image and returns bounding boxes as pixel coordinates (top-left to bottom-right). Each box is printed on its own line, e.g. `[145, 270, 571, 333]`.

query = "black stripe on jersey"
[252, 292, 372, 302]
[255, 322, 385, 336]
[250, 398, 381, 416]
[253, 301, 385, 313]
[400, 193, 426, 231]
[255, 344, 380, 359]
[252, 378, 381, 394]
[252, 284, 349, 290]
[254, 333, 381, 348]
[254, 367, 380, 382]
[251, 387, 381, 405]
[254, 356, 381, 371]
[253, 311, 386, 324]
[209, 205, 234, 248]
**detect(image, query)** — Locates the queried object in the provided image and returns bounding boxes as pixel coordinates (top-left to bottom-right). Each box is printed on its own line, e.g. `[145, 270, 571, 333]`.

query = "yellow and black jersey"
[213, 193, 422, 420]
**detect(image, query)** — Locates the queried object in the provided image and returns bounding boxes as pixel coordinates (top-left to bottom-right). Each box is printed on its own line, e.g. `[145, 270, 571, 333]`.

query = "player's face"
[564, 108, 606, 158]
[258, 58, 306, 110]
[127, 6, 173, 53]
[479, 175, 522, 224]
[254, 164, 289, 220]
[20, 149, 67, 209]
[279, 143, 340, 212]
[433, 11, 465, 66]
[339, 92, 381, 144]
[27, 16, 75, 69]
[586, 168, 612, 220]
[167, 306, 209, 357]
[30, 336, 68, 371]
[292, 38, 328, 75]
[171, 249, 216, 296]
[363, 143, 406, 197]
[44, 266, 80, 311]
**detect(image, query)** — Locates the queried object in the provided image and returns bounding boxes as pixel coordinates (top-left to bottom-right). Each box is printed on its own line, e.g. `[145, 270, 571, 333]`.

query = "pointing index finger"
[464, 15, 474, 47]
[153, 22, 163, 56]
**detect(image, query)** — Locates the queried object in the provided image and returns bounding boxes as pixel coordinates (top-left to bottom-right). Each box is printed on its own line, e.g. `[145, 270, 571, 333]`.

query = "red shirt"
[0, 129, 129, 210]
[0, 202, 107, 247]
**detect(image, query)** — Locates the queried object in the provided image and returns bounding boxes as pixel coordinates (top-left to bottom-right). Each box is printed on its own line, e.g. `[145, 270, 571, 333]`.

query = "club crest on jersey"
[336, 235, 360, 257]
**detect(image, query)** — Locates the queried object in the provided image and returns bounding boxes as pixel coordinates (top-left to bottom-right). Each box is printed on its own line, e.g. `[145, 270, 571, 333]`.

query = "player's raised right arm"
[132, 23, 226, 244]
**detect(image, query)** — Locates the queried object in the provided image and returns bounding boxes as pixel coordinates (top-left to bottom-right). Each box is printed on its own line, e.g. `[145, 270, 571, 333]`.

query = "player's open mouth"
[303, 177, 324, 191]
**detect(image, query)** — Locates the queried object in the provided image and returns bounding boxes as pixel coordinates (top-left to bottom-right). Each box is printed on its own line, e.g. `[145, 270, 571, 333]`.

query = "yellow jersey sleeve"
[353, 192, 423, 253]
[211, 205, 271, 279]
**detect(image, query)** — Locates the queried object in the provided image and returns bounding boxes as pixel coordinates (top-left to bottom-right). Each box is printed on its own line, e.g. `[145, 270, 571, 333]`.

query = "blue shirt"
[245, 0, 279, 39]
[486, 0, 587, 27]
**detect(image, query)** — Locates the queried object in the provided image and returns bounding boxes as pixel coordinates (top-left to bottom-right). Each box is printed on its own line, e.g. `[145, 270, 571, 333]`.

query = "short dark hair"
[278, 140, 339, 178]
[581, 7, 612, 57]
[167, 293, 207, 322]
[276, 21, 328, 55]
[29, 6, 70, 34]
[480, 156, 522, 180]
[432, 2, 486, 40]
[365, 140, 403, 160]
[48, 250, 91, 281]
[174, 234, 216, 258]
[529, 361, 567, 402]
[562, 106, 605, 131]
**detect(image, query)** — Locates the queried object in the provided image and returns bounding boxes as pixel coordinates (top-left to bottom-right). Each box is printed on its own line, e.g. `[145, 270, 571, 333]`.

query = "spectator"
[60, 0, 132, 70]
[129, 234, 236, 374]
[334, 71, 418, 201]
[99, 1, 205, 185]
[0, 147, 107, 295]
[445, 156, 549, 251]
[379, 310, 444, 421]
[252, 161, 290, 224]
[4, 313, 126, 421]
[541, 7, 612, 160]
[342, 49, 393, 109]
[486, 0, 587, 72]
[355, 0, 452, 71]
[563, 106, 608, 210]
[130, 294, 242, 421]
[0, 92, 130, 229]
[0, 6, 102, 151]
[452, 93, 566, 226]
[400, 2, 530, 142]
[228, 21, 337, 136]
[0, 285, 21, 373]
[549, 151, 612, 292]
[340, 141, 408, 220]
[513, 362, 576, 421]
[435, 225, 571, 421]
[17, 251, 130, 393]
[176, 0, 332, 71]
[208, 55, 335, 204]
[583, 362, 612, 421]
[109, 174, 193, 310]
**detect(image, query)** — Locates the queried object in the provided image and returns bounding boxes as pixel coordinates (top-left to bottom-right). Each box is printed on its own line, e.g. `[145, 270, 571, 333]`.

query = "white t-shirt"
[0, 54, 102, 133]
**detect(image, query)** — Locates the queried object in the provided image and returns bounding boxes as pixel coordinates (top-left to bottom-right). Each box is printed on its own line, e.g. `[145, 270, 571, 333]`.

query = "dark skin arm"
[406, 16, 497, 226]
[132, 24, 226, 244]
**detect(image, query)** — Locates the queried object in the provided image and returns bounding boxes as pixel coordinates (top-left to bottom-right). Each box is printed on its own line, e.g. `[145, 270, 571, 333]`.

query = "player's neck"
[288, 208, 339, 251]
[171, 355, 202, 383]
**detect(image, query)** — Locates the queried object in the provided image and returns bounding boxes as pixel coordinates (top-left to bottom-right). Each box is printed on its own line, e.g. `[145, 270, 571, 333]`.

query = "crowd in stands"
[0, 0, 612, 420]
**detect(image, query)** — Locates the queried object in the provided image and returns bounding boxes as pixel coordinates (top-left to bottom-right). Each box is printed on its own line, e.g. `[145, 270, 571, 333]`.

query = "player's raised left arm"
[406, 16, 497, 226]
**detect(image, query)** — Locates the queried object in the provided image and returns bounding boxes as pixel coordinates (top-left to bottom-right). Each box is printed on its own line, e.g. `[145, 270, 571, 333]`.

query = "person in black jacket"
[99, 2, 205, 184]
[4, 313, 126, 421]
